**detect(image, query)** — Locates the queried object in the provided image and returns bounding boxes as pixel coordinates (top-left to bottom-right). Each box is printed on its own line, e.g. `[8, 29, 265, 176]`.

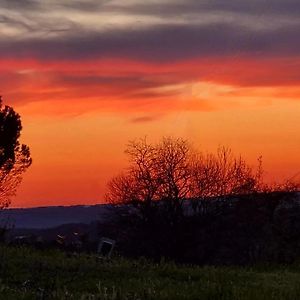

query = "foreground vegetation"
[1, 246, 300, 299]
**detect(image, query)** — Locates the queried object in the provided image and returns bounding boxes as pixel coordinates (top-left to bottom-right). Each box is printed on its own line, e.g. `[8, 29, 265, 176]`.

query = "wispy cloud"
[129, 115, 160, 123]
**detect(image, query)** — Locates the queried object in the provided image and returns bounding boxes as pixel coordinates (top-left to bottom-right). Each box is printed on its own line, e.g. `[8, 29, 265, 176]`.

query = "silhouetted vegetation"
[105, 137, 300, 265]
[106, 137, 265, 223]
[0, 96, 32, 209]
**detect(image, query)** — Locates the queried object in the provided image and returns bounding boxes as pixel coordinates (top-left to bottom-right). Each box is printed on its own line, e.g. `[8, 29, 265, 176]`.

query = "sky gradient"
[1, 0, 300, 207]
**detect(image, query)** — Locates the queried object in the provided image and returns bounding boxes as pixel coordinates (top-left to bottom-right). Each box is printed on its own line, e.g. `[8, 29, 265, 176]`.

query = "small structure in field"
[97, 237, 115, 258]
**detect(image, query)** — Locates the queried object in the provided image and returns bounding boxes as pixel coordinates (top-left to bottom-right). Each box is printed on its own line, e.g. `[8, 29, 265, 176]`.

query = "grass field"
[1, 246, 300, 299]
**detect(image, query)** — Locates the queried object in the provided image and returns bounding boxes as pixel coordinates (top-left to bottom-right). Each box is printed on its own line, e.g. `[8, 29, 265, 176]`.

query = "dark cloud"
[0, 0, 39, 10]
[200, 0, 300, 16]
[0, 15, 34, 31]
[53, 74, 170, 87]
[0, 22, 299, 62]
[44, 73, 184, 100]
[111, 0, 300, 17]
[0, 0, 109, 11]
[59, 0, 110, 12]
[0, 0, 299, 64]
[130, 115, 160, 123]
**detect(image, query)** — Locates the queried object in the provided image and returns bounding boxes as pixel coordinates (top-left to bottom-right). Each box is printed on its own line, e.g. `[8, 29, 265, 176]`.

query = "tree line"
[105, 136, 298, 224]
[105, 137, 300, 264]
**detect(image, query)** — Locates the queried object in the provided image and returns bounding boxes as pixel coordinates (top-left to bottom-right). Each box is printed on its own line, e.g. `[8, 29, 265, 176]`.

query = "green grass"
[1, 246, 300, 299]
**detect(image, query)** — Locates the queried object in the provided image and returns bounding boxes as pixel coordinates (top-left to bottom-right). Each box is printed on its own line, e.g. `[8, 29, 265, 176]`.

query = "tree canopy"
[0, 96, 32, 208]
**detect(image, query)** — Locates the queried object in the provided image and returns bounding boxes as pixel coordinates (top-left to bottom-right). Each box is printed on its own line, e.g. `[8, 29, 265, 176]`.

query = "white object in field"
[97, 237, 115, 258]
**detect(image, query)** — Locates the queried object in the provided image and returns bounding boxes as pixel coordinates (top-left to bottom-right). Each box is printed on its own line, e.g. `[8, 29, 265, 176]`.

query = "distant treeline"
[104, 137, 300, 265]
[111, 191, 300, 265]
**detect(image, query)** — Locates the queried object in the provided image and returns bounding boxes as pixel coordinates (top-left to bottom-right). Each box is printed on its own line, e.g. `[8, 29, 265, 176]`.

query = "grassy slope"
[0, 246, 300, 299]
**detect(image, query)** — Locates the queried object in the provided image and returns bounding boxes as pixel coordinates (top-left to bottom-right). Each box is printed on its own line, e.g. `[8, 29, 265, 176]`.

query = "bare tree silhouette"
[106, 137, 193, 222]
[105, 137, 266, 221]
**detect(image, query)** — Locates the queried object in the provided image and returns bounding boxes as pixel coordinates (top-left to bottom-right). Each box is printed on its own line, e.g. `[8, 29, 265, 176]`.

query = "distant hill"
[0, 204, 115, 229]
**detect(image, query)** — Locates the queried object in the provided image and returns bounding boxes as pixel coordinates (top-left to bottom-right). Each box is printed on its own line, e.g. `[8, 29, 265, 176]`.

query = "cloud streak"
[1, 21, 299, 63]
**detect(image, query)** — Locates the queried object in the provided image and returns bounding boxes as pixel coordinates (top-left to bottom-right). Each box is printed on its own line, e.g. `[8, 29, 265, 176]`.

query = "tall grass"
[0, 246, 300, 299]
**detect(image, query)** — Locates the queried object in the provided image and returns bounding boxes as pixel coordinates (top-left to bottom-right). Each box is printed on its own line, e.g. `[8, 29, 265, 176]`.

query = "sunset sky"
[1, 0, 300, 207]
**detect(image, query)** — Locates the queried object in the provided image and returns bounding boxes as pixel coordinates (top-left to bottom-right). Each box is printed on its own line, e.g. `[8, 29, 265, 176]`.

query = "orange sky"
[1, 0, 300, 207]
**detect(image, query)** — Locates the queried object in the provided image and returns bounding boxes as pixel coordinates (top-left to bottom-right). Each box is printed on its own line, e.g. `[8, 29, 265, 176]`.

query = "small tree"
[0, 96, 32, 208]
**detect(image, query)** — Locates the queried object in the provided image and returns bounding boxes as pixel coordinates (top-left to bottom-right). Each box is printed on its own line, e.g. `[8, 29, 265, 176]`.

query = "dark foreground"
[1, 246, 300, 299]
